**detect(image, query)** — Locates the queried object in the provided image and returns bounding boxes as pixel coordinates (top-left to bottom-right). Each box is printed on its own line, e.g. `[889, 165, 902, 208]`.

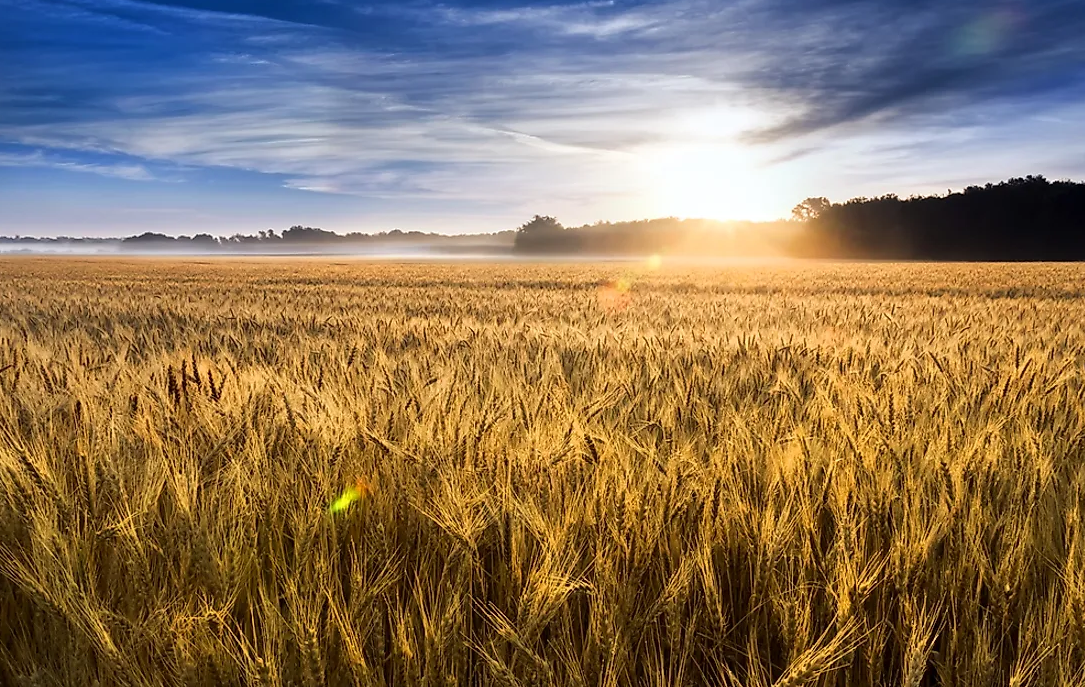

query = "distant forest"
[120, 226, 515, 253]
[512, 216, 796, 256]
[789, 176, 1085, 260]
[3, 176, 1083, 259]
[0, 226, 515, 255]
[512, 176, 1085, 260]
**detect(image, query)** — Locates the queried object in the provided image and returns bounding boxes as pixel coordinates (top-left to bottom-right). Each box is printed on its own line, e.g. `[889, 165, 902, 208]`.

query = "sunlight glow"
[629, 103, 797, 222]
[637, 142, 778, 221]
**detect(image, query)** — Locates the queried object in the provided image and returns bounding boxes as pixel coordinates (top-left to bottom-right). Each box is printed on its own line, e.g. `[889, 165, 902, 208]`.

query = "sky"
[2, 0, 1084, 237]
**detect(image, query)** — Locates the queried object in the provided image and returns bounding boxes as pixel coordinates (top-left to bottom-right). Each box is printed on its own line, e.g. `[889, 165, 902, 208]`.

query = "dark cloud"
[725, 0, 1085, 141]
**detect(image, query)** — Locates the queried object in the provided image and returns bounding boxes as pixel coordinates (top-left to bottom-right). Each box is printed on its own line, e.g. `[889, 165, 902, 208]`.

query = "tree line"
[789, 176, 1085, 260]
[120, 226, 514, 251]
[0, 226, 515, 254]
[5, 176, 1083, 258]
[513, 176, 1085, 259]
[512, 216, 798, 256]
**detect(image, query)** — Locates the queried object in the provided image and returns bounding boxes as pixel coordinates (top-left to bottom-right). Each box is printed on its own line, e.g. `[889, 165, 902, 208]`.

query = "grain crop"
[1, 257, 1084, 686]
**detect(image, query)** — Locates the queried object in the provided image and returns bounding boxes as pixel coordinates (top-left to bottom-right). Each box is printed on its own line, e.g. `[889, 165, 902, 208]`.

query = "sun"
[638, 143, 764, 220]
[633, 130, 794, 219]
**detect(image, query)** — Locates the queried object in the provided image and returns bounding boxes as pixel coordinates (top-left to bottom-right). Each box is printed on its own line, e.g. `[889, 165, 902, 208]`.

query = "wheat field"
[1, 257, 1084, 686]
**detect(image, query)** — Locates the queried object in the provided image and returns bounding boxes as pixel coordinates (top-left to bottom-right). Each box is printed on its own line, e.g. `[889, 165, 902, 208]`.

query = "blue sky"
[2, 0, 1084, 237]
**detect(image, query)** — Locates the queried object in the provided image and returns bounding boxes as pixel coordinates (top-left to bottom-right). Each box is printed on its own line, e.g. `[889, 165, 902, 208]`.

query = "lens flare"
[329, 477, 371, 514]
[597, 278, 632, 311]
[953, 8, 1020, 58]
[595, 255, 664, 311]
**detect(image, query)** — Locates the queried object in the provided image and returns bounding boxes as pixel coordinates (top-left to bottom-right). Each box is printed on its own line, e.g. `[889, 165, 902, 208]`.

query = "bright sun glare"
[639, 144, 770, 220]
[636, 106, 790, 221]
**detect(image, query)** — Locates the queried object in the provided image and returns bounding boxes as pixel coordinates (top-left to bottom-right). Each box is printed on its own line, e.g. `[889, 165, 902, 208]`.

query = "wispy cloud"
[0, 150, 159, 181]
[434, 1, 660, 39]
[727, 0, 1085, 141]
[2, 0, 1084, 232]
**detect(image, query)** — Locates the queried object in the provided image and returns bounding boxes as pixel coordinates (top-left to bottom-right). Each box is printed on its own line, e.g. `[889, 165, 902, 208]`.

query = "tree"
[282, 225, 337, 243]
[516, 215, 564, 235]
[792, 197, 831, 222]
[513, 215, 567, 253]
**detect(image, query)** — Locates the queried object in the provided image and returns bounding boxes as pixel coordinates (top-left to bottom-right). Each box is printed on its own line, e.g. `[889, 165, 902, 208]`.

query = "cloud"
[0, 150, 159, 181]
[726, 0, 1085, 141]
[2, 0, 1084, 229]
[1, 0, 697, 204]
[434, 2, 660, 39]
